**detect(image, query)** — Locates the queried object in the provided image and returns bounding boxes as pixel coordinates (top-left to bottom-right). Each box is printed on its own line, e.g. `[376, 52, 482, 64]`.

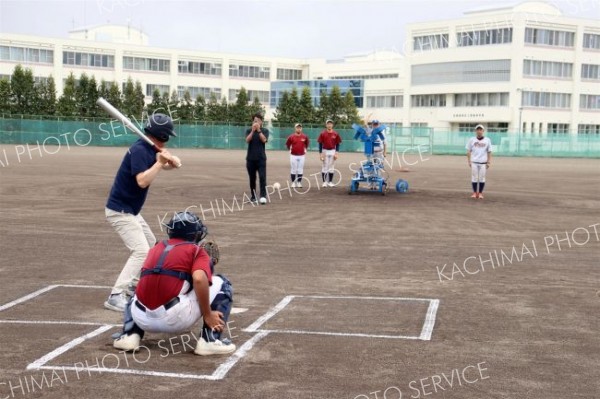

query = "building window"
[548, 123, 569, 134]
[229, 64, 270, 79]
[146, 84, 170, 96]
[276, 68, 302, 80]
[523, 60, 572, 78]
[454, 93, 509, 107]
[521, 91, 571, 108]
[457, 28, 512, 47]
[177, 60, 221, 76]
[411, 94, 446, 107]
[581, 64, 600, 80]
[123, 56, 170, 72]
[0, 45, 53, 64]
[583, 33, 600, 50]
[62, 51, 114, 68]
[578, 124, 600, 134]
[366, 95, 403, 108]
[411, 60, 510, 85]
[580, 94, 600, 110]
[525, 28, 575, 47]
[457, 122, 508, 133]
[413, 34, 449, 51]
[177, 86, 221, 99]
[228, 89, 269, 104]
[331, 74, 399, 80]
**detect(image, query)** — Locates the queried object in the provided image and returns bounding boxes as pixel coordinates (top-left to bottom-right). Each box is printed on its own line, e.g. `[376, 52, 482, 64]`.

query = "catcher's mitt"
[202, 240, 220, 266]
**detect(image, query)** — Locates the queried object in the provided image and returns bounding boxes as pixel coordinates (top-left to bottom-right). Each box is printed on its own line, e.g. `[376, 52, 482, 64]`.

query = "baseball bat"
[96, 97, 182, 168]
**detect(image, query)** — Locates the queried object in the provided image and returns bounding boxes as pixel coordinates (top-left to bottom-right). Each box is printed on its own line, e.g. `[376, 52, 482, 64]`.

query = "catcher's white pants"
[321, 149, 336, 173]
[290, 155, 305, 175]
[105, 208, 156, 295]
[132, 276, 224, 334]
[471, 163, 487, 183]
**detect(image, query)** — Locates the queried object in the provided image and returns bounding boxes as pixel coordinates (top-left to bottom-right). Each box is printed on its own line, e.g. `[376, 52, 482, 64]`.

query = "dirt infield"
[0, 146, 598, 399]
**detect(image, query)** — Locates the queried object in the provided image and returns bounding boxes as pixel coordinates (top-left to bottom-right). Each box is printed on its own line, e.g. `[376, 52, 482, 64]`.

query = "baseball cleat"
[322, 182, 328, 187]
[478, 193, 484, 199]
[291, 181, 297, 188]
[328, 182, 335, 187]
[104, 292, 128, 312]
[113, 333, 141, 351]
[471, 193, 478, 198]
[259, 197, 267, 205]
[194, 339, 236, 356]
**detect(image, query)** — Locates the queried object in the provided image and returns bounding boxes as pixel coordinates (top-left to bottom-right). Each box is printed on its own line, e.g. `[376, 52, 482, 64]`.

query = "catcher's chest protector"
[140, 240, 197, 284]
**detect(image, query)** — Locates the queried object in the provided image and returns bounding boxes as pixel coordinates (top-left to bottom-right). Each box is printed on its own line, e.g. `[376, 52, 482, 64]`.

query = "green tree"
[287, 88, 301, 123]
[75, 73, 90, 116]
[298, 86, 316, 124]
[146, 89, 162, 116]
[274, 91, 291, 123]
[121, 77, 136, 117]
[178, 90, 194, 121]
[98, 79, 109, 100]
[133, 81, 145, 118]
[57, 72, 78, 117]
[248, 96, 265, 121]
[38, 76, 57, 116]
[10, 65, 36, 114]
[0, 78, 12, 113]
[193, 95, 206, 121]
[327, 85, 345, 125]
[206, 93, 228, 122]
[87, 75, 100, 117]
[342, 91, 361, 125]
[230, 87, 249, 123]
[107, 82, 122, 110]
[317, 90, 331, 123]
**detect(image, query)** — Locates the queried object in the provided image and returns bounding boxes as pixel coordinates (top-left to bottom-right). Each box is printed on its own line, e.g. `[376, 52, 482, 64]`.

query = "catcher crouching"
[113, 211, 235, 356]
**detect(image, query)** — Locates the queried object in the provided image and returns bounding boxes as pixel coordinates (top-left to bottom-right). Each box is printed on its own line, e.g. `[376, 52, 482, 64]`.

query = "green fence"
[0, 116, 598, 158]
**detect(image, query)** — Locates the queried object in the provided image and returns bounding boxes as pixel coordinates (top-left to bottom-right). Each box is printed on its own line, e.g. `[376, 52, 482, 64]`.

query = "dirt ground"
[0, 145, 598, 399]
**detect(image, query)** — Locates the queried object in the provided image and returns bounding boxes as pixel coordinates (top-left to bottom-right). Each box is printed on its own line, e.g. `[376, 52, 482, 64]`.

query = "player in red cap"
[286, 123, 310, 188]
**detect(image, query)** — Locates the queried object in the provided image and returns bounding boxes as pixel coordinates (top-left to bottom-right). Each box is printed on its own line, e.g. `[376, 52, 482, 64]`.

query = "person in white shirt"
[466, 124, 493, 199]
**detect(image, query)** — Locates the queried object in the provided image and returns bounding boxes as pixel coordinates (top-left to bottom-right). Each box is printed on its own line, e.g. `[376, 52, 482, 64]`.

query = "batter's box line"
[0, 284, 111, 313]
[26, 324, 270, 381]
[243, 295, 440, 341]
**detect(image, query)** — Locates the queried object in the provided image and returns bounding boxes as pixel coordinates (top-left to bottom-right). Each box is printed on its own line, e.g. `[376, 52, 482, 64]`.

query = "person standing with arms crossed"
[245, 113, 269, 204]
[318, 119, 342, 187]
[104, 113, 180, 312]
[466, 124, 493, 199]
[286, 123, 309, 188]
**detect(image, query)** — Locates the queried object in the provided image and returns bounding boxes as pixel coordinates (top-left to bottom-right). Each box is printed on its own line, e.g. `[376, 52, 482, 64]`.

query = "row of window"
[521, 91, 571, 108]
[523, 60, 573, 78]
[454, 93, 509, 107]
[63, 51, 114, 68]
[331, 73, 399, 80]
[0, 46, 53, 64]
[276, 68, 302, 80]
[123, 56, 171, 72]
[543, 124, 600, 134]
[228, 89, 270, 103]
[366, 95, 403, 108]
[177, 60, 222, 76]
[413, 31, 600, 51]
[229, 64, 270, 79]
[457, 122, 509, 133]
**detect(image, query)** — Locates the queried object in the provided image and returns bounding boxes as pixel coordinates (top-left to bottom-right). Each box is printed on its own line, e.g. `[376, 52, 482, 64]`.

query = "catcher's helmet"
[145, 113, 176, 142]
[166, 211, 207, 243]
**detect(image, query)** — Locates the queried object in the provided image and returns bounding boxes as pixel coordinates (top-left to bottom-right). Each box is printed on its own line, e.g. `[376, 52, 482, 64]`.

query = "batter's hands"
[204, 311, 225, 332]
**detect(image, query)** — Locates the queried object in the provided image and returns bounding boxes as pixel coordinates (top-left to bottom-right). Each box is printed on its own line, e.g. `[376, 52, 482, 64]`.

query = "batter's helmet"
[145, 113, 176, 142]
[166, 211, 207, 243]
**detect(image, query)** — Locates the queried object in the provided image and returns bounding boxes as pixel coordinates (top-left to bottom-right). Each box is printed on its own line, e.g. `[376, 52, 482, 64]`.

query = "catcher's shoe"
[194, 339, 236, 356]
[104, 292, 128, 312]
[113, 333, 141, 352]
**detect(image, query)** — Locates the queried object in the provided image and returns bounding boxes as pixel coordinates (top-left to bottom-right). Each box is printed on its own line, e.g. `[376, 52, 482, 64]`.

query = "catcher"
[113, 211, 235, 356]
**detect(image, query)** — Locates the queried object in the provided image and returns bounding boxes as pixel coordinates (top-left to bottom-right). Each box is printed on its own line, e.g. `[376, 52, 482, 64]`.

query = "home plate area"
[0, 285, 440, 380]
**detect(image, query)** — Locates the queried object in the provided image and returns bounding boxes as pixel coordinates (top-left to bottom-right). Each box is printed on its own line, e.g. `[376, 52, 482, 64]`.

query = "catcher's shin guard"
[201, 275, 233, 342]
[112, 297, 145, 340]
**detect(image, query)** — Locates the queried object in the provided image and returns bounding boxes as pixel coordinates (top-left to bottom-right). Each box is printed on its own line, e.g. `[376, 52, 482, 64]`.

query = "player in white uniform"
[466, 124, 493, 199]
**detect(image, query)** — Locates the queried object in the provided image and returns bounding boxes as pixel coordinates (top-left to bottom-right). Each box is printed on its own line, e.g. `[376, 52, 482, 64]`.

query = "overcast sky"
[0, 0, 598, 59]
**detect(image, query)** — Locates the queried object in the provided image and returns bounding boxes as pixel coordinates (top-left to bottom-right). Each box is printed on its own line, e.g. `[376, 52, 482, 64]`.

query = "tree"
[57, 72, 78, 117]
[133, 81, 145, 118]
[10, 64, 36, 114]
[248, 96, 264, 122]
[75, 73, 90, 116]
[0, 78, 11, 113]
[274, 91, 291, 123]
[107, 82, 122, 110]
[230, 87, 250, 123]
[342, 91, 361, 125]
[327, 85, 345, 125]
[87, 75, 100, 117]
[178, 90, 194, 121]
[317, 90, 330, 123]
[287, 88, 300, 123]
[146, 89, 163, 116]
[206, 93, 228, 122]
[38, 76, 57, 116]
[298, 86, 316, 124]
[121, 77, 136, 117]
[193, 95, 206, 121]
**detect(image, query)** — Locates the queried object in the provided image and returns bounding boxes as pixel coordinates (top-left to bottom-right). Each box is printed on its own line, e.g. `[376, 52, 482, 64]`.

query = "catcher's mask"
[166, 211, 207, 243]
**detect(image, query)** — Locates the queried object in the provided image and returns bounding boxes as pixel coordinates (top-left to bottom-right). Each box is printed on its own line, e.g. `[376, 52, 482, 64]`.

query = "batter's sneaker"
[113, 333, 141, 352]
[471, 193, 478, 199]
[104, 292, 128, 312]
[259, 197, 267, 205]
[194, 339, 236, 356]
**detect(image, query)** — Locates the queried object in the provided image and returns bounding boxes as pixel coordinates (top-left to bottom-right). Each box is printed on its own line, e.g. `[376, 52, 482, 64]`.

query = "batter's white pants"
[290, 155, 305, 176]
[471, 163, 487, 183]
[105, 208, 156, 295]
[131, 276, 224, 334]
[321, 149, 336, 173]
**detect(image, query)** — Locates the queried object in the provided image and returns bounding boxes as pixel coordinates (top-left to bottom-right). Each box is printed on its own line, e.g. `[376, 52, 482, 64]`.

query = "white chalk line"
[35, 365, 217, 380]
[296, 295, 436, 302]
[0, 320, 120, 327]
[27, 325, 114, 370]
[244, 295, 295, 332]
[0, 284, 111, 313]
[419, 299, 440, 341]
[211, 330, 270, 379]
[255, 329, 421, 340]
[230, 307, 248, 314]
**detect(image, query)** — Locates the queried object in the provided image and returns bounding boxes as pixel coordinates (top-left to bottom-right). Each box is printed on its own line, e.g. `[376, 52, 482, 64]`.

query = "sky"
[0, 0, 598, 59]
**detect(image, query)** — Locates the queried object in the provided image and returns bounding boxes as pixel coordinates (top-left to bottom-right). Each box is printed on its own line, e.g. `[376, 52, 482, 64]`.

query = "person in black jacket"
[245, 113, 270, 204]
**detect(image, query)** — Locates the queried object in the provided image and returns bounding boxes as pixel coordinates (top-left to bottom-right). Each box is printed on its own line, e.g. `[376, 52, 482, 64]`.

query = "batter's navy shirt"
[245, 128, 269, 161]
[106, 139, 157, 215]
